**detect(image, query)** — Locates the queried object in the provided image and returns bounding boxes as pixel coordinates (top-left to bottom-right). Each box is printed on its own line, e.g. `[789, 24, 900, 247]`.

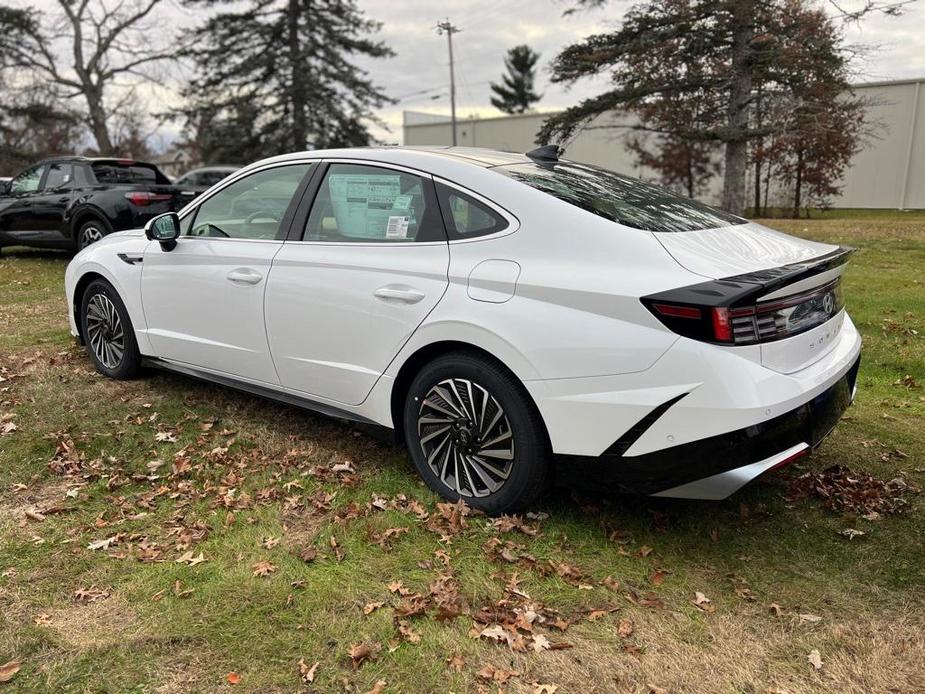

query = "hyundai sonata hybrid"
[64, 146, 861, 513]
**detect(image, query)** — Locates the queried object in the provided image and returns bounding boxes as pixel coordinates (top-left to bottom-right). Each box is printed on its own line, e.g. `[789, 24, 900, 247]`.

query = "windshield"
[494, 161, 746, 233]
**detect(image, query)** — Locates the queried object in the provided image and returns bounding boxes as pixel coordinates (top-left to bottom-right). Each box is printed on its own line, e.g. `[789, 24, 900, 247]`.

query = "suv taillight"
[644, 278, 844, 345]
[124, 191, 172, 206]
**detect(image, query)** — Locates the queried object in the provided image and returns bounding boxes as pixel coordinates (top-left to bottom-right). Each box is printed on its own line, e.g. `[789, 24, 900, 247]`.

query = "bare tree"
[9, 0, 177, 155]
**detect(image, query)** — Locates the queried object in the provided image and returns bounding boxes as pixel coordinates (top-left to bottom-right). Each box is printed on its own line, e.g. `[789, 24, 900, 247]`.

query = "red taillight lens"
[653, 303, 701, 319]
[124, 191, 172, 206]
[711, 307, 732, 342]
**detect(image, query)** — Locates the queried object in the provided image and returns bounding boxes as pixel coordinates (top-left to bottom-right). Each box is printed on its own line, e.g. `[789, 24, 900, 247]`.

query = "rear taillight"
[124, 191, 172, 206]
[643, 278, 844, 345]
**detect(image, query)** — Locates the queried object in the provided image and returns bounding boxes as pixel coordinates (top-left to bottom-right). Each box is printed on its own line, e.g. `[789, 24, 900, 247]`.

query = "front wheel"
[403, 352, 550, 514]
[79, 279, 141, 379]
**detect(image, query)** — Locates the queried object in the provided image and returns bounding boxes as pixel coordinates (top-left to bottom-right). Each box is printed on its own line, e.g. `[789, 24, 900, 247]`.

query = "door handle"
[226, 268, 263, 285]
[374, 284, 426, 304]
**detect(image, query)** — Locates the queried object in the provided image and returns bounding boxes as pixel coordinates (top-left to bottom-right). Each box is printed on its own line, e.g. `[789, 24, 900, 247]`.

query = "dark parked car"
[0, 157, 188, 253]
[173, 165, 240, 196]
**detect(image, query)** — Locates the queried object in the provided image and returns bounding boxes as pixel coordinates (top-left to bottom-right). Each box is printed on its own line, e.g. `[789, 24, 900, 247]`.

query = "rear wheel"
[403, 351, 550, 514]
[79, 279, 141, 379]
[77, 219, 108, 250]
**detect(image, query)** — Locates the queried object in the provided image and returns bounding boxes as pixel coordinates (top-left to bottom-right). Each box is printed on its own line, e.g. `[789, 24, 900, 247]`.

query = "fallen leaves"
[0, 661, 21, 682]
[839, 528, 866, 540]
[74, 586, 111, 603]
[347, 641, 381, 669]
[252, 560, 277, 577]
[297, 658, 318, 683]
[788, 464, 918, 515]
[692, 591, 715, 612]
[226, 671, 240, 684]
[808, 649, 823, 670]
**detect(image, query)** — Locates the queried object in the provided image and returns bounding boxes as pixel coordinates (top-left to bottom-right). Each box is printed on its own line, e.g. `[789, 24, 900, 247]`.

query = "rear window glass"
[495, 162, 745, 233]
[91, 163, 169, 185]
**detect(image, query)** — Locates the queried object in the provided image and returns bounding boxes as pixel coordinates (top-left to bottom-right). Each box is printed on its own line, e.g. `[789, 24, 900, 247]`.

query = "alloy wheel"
[85, 293, 125, 369]
[417, 378, 515, 498]
[79, 225, 104, 249]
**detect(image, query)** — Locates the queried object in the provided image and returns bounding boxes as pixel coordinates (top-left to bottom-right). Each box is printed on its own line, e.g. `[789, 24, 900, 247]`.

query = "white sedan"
[64, 146, 861, 513]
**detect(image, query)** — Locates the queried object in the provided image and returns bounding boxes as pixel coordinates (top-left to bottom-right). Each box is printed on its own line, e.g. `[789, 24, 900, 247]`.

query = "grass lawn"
[1, 218, 923, 693]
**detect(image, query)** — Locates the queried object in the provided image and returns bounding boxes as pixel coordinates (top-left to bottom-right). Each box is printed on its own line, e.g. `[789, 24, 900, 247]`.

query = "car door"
[140, 162, 315, 384]
[0, 164, 47, 240]
[31, 162, 75, 241]
[265, 160, 450, 406]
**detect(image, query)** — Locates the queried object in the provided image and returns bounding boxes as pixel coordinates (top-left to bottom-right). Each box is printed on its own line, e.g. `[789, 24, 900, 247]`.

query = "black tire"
[76, 218, 110, 250]
[79, 279, 142, 379]
[403, 351, 550, 514]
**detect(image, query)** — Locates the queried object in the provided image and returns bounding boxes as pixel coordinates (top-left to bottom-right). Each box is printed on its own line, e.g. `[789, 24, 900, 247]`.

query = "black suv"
[0, 157, 188, 253]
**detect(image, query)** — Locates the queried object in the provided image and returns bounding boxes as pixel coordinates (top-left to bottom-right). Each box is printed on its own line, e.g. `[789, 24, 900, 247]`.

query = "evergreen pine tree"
[181, 0, 394, 159]
[490, 45, 542, 114]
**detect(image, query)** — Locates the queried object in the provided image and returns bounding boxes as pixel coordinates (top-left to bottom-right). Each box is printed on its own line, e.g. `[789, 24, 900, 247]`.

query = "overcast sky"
[22, 0, 925, 149]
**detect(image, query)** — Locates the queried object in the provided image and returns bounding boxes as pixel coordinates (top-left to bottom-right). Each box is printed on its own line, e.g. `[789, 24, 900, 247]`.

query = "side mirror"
[145, 212, 180, 250]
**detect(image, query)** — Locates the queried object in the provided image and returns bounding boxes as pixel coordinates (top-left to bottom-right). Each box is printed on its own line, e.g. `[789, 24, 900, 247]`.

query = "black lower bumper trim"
[554, 355, 860, 496]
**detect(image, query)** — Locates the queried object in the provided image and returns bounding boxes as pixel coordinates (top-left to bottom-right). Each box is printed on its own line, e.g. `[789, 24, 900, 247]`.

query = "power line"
[435, 18, 461, 146]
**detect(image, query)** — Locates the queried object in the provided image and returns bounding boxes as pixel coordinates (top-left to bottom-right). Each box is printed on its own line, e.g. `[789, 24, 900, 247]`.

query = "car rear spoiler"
[643, 246, 854, 310]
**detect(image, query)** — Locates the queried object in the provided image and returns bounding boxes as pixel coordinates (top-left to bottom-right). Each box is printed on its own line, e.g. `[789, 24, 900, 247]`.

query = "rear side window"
[43, 163, 73, 190]
[91, 162, 170, 185]
[303, 163, 445, 243]
[495, 162, 745, 233]
[435, 183, 508, 239]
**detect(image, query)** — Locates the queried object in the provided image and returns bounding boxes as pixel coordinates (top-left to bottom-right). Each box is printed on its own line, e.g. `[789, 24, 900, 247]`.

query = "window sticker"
[328, 174, 402, 239]
[386, 215, 410, 239]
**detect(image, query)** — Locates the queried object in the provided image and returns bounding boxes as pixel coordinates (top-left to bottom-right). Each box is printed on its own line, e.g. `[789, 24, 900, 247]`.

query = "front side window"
[43, 163, 74, 190]
[495, 162, 745, 233]
[185, 164, 312, 240]
[10, 165, 46, 194]
[303, 163, 444, 243]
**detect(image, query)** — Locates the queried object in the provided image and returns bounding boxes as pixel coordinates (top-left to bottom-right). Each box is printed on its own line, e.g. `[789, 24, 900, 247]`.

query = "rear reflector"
[124, 191, 172, 206]
[711, 307, 732, 342]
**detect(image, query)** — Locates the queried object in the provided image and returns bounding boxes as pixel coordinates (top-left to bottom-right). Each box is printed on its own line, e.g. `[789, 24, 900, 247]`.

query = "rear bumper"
[553, 355, 859, 497]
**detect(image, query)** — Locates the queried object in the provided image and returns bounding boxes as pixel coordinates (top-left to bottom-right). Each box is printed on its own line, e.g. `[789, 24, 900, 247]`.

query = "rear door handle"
[227, 268, 263, 285]
[374, 284, 425, 304]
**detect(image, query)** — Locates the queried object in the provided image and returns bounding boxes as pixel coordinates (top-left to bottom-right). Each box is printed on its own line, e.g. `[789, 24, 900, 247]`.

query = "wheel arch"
[69, 207, 112, 244]
[72, 271, 109, 342]
[388, 340, 549, 447]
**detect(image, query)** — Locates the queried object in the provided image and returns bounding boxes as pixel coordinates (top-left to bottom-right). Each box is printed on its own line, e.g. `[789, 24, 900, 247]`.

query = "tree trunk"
[753, 154, 762, 216]
[85, 85, 113, 155]
[792, 148, 803, 219]
[686, 149, 695, 198]
[721, 0, 754, 216]
[288, 0, 308, 151]
[753, 88, 763, 217]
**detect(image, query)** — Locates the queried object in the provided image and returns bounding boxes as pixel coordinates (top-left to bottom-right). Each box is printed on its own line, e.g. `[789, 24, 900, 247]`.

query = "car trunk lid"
[651, 221, 839, 279]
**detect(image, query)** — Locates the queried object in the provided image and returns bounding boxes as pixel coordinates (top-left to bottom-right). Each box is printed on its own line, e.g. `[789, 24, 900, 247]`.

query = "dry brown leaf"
[226, 671, 240, 684]
[297, 658, 319, 683]
[363, 601, 384, 615]
[534, 685, 559, 694]
[531, 633, 551, 652]
[364, 681, 386, 694]
[769, 602, 783, 617]
[617, 618, 634, 638]
[252, 560, 276, 577]
[808, 649, 823, 670]
[446, 654, 466, 672]
[348, 641, 380, 669]
[0, 661, 21, 683]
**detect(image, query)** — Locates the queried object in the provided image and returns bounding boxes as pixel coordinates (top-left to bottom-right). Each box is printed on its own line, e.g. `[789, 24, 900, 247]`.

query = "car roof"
[183, 165, 241, 173]
[37, 156, 159, 166]
[248, 146, 536, 173]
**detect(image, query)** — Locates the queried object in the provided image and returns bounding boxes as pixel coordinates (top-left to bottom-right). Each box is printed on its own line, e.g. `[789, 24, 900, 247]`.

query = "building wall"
[403, 78, 925, 209]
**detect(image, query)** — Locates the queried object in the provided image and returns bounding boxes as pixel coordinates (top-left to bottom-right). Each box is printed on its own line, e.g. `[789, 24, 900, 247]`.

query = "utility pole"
[436, 19, 460, 146]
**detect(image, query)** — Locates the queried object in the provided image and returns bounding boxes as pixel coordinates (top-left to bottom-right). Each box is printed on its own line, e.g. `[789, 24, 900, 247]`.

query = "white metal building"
[402, 78, 925, 209]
